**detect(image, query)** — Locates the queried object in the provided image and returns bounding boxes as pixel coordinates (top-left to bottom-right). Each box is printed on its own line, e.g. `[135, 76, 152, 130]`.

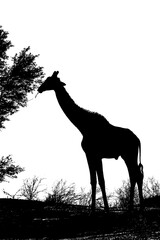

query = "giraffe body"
[38, 71, 144, 212]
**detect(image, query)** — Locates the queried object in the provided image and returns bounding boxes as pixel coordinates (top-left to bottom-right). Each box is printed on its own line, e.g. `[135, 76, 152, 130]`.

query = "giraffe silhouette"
[38, 71, 144, 212]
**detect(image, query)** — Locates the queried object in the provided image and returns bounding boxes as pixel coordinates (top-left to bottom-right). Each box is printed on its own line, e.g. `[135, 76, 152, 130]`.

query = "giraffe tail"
[138, 140, 144, 176]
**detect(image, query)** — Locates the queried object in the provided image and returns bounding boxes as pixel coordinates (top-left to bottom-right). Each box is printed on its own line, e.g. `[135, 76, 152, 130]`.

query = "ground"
[0, 199, 160, 239]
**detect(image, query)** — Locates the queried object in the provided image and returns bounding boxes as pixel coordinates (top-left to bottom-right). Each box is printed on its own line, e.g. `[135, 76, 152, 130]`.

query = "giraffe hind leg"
[129, 164, 144, 211]
[123, 156, 138, 211]
[137, 163, 144, 210]
[129, 178, 136, 210]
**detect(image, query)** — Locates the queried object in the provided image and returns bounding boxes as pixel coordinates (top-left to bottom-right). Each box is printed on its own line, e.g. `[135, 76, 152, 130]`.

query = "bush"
[114, 180, 139, 209]
[143, 177, 160, 198]
[143, 177, 160, 208]
[45, 180, 113, 210]
[114, 177, 160, 209]
[45, 180, 79, 206]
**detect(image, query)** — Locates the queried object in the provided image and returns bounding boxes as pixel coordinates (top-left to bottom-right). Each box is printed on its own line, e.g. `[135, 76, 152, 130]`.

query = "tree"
[78, 187, 109, 208]
[114, 177, 160, 209]
[20, 176, 46, 200]
[0, 155, 24, 182]
[0, 26, 43, 186]
[115, 180, 139, 209]
[143, 177, 160, 198]
[0, 26, 44, 129]
[77, 187, 92, 206]
[45, 179, 79, 205]
[45, 180, 113, 209]
[3, 188, 21, 199]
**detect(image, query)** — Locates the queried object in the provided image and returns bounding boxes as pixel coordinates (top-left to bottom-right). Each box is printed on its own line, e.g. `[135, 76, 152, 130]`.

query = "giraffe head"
[38, 71, 66, 93]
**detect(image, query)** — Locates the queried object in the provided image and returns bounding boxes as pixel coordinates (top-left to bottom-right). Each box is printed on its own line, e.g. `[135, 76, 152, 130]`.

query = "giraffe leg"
[90, 171, 97, 212]
[137, 164, 144, 210]
[137, 180, 144, 210]
[123, 153, 139, 211]
[86, 157, 97, 212]
[96, 160, 109, 212]
[130, 163, 144, 210]
[129, 178, 136, 210]
[125, 161, 136, 210]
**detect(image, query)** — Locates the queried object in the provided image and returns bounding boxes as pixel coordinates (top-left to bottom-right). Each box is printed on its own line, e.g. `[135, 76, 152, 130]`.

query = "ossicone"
[52, 71, 59, 77]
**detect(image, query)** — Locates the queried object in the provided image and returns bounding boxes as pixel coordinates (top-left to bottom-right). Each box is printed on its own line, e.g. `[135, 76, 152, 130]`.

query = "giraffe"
[38, 71, 144, 212]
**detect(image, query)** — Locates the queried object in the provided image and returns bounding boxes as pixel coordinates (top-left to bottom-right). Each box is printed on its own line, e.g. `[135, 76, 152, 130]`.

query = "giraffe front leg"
[91, 174, 96, 212]
[86, 156, 97, 213]
[97, 160, 109, 213]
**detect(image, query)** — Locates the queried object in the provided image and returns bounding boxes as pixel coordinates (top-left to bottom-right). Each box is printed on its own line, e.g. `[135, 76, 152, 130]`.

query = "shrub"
[45, 180, 79, 206]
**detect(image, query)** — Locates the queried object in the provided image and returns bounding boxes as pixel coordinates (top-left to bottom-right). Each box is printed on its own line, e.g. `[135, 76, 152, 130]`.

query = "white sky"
[0, 0, 160, 198]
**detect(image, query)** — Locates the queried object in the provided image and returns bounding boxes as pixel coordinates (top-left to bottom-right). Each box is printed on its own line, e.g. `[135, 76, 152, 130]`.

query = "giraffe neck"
[54, 86, 88, 133]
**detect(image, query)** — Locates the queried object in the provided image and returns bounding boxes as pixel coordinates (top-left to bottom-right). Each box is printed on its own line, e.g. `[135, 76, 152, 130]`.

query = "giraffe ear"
[60, 81, 66, 86]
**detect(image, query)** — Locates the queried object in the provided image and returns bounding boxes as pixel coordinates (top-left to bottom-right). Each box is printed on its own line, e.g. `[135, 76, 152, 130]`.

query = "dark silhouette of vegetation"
[3, 177, 160, 210]
[77, 187, 92, 206]
[19, 176, 46, 200]
[143, 177, 160, 208]
[1, 178, 160, 238]
[143, 177, 160, 198]
[78, 187, 114, 208]
[0, 25, 44, 189]
[114, 180, 139, 208]
[3, 176, 46, 200]
[3, 188, 21, 199]
[0, 155, 24, 183]
[45, 179, 79, 205]
[114, 177, 160, 209]
[0, 25, 44, 129]
[45, 180, 113, 210]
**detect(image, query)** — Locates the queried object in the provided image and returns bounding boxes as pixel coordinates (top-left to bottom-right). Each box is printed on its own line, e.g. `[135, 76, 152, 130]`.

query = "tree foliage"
[20, 176, 46, 200]
[0, 26, 44, 129]
[0, 155, 24, 182]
